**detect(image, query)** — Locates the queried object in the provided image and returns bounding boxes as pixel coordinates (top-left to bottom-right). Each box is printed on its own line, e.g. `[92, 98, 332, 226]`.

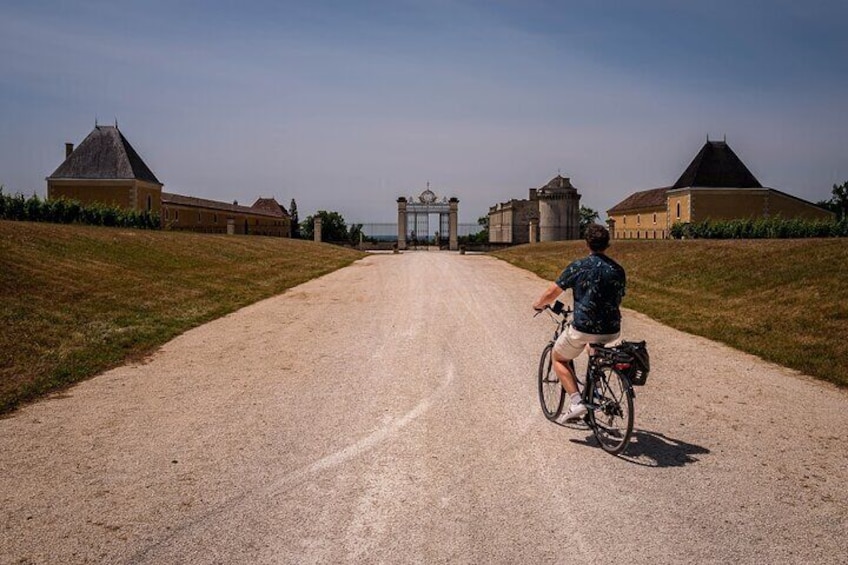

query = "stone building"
[607, 140, 833, 239]
[47, 125, 290, 237]
[161, 193, 289, 236]
[47, 125, 163, 215]
[488, 175, 581, 244]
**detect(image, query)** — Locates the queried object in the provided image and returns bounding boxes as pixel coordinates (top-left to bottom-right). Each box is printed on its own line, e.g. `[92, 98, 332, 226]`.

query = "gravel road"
[2, 251, 847, 564]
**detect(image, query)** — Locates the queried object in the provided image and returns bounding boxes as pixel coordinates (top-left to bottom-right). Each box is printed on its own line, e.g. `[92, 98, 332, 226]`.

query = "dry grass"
[0, 221, 363, 413]
[493, 239, 848, 388]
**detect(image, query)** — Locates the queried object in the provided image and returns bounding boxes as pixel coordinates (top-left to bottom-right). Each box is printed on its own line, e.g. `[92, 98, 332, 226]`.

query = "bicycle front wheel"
[587, 367, 634, 454]
[538, 343, 565, 420]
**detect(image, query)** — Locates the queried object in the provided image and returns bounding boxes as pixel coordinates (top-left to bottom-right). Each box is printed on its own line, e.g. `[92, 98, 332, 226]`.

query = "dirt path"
[2, 252, 846, 564]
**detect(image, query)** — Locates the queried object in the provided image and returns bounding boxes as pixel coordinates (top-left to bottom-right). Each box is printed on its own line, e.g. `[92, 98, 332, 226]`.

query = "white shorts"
[553, 326, 620, 360]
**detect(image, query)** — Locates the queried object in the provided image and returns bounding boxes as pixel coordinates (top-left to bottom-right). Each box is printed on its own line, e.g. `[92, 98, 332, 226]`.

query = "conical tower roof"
[49, 125, 161, 185]
[672, 140, 761, 189]
[542, 175, 573, 190]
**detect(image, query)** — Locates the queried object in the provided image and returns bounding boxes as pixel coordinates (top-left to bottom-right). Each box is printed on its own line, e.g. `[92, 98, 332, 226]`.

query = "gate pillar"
[397, 198, 408, 250]
[449, 197, 459, 251]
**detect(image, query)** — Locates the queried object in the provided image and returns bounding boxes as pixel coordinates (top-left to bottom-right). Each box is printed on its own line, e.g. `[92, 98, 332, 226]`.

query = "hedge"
[670, 217, 848, 239]
[0, 189, 160, 229]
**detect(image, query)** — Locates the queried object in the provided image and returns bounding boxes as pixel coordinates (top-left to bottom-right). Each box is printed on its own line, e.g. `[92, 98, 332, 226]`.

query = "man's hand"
[534, 282, 563, 314]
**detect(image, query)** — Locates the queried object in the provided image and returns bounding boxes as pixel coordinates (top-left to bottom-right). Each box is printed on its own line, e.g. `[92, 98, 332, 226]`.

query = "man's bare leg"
[552, 352, 578, 395]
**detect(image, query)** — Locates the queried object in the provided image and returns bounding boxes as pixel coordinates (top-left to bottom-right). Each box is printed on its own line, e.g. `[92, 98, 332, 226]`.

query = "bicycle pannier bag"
[617, 341, 650, 385]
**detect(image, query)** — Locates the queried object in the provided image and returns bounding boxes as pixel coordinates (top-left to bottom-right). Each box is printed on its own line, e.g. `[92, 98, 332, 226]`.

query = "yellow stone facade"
[161, 200, 290, 236]
[609, 205, 668, 240]
[609, 188, 833, 240]
[47, 179, 163, 214]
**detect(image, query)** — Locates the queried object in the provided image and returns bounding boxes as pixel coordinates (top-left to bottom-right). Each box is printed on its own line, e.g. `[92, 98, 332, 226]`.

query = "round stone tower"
[537, 175, 580, 241]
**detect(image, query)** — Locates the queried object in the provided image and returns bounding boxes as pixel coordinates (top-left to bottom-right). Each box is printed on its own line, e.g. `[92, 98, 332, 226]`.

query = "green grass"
[493, 239, 848, 388]
[5, 224, 845, 414]
[0, 221, 364, 413]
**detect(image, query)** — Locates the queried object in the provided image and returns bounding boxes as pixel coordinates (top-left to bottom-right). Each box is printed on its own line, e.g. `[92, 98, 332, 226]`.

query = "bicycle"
[536, 301, 642, 455]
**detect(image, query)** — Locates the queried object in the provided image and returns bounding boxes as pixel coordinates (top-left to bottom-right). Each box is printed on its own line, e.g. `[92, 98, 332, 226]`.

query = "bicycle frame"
[536, 302, 635, 454]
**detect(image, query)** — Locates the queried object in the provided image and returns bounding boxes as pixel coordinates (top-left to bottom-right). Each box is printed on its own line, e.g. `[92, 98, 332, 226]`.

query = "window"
[147, 195, 152, 212]
[175, 210, 179, 221]
[637, 214, 641, 226]
[623, 215, 627, 225]
[676, 202, 681, 219]
[214, 214, 218, 224]
[197, 211, 202, 223]
[653, 213, 657, 224]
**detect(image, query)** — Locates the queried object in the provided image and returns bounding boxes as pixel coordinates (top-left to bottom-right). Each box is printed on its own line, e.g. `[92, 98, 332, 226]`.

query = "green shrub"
[670, 217, 845, 239]
[0, 191, 159, 229]
[5, 193, 26, 220]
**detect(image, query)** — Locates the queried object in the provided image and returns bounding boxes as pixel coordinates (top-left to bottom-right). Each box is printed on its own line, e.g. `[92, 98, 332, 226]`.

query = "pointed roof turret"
[542, 175, 574, 190]
[48, 125, 161, 185]
[672, 140, 761, 189]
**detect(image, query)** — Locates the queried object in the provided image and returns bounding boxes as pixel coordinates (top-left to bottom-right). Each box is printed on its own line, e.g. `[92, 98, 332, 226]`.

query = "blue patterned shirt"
[556, 253, 626, 335]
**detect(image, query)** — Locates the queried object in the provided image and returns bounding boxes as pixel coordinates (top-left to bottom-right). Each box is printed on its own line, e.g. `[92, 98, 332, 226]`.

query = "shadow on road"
[565, 426, 710, 467]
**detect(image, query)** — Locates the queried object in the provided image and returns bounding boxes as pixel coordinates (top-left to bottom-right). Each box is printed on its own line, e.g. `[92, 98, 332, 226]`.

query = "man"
[533, 224, 626, 420]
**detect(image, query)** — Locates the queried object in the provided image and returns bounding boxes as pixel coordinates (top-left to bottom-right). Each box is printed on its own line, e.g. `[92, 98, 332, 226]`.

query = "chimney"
[65, 143, 74, 158]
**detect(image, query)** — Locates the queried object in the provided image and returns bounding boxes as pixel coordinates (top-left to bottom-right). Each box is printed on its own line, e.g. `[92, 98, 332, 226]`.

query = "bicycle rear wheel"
[538, 343, 565, 420]
[587, 367, 634, 454]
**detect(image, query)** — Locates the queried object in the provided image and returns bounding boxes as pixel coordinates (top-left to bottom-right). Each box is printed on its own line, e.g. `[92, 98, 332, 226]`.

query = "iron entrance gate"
[397, 186, 459, 250]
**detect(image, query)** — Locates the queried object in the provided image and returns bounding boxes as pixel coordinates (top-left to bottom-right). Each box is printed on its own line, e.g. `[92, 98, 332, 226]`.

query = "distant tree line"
[0, 188, 160, 229]
[299, 210, 364, 245]
[670, 217, 848, 239]
[458, 216, 489, 246]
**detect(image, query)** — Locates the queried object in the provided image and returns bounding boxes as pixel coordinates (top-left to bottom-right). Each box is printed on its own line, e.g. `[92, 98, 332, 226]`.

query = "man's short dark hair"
[585, 223, 610, 252]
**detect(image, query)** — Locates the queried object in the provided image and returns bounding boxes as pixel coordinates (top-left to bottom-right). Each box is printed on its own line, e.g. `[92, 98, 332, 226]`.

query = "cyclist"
[532, 224, 626, 420]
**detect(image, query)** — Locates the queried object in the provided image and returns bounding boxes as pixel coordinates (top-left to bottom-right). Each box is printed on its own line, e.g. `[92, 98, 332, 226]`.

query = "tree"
[348, 222, 364, 245]
[832, 181, 848, 221]
[459, 216, 489, 245]
[474, 215, 489, 243]
[300, 210, 353, 243]
[579, 206, 599, 236]
[818, 181, 848, 221]
[289, 198, 300, 238]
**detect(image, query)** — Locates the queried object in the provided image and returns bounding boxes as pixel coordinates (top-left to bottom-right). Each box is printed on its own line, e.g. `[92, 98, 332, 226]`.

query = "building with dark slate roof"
[606, 140, 833, 239]
[47, 125, 291, 237]
[48, 125, 164, 214]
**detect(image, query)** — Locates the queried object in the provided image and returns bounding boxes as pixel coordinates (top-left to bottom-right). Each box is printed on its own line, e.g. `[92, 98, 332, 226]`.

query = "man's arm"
[533, 282, 563, 311]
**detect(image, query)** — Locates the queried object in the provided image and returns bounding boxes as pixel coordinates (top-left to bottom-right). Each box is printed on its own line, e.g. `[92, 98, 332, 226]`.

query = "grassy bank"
[493, 239, 848, 388]
[1, 221, 363, 413]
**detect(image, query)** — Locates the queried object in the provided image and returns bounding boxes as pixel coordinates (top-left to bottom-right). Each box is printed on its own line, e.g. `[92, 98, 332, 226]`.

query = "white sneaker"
[563, 402, 588, 421]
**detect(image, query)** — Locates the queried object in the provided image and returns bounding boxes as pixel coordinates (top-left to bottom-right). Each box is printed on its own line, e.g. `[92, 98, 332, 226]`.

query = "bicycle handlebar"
[533, 301, 572, 318]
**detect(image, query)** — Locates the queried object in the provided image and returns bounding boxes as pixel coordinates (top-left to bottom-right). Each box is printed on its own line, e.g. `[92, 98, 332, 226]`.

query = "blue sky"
[1, 0, 846, 223]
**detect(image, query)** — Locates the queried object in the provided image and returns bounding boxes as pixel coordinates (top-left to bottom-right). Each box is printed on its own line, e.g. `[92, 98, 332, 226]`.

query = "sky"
[1, 0, 847, 224]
